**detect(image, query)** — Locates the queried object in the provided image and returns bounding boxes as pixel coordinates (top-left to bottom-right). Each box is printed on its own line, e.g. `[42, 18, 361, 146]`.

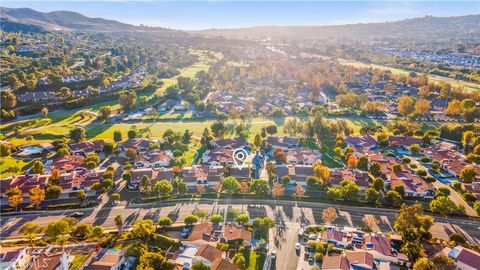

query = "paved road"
[1, 199, 479, 269]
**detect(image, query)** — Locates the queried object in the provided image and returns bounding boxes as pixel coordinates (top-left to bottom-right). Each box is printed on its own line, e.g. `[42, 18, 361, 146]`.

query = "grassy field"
[1, 114, 390, 148]
[339, 59, 480, 91]
[0, 157, 32, 178]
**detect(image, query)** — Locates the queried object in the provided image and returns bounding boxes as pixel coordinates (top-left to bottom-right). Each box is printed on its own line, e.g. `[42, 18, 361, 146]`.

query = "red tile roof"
[223, 224, 252, 242]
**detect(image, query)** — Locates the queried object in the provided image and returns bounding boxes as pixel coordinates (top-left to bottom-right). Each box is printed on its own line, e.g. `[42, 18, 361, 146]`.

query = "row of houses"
[0, 246, 131, 270]
[17, 68, 145, 104]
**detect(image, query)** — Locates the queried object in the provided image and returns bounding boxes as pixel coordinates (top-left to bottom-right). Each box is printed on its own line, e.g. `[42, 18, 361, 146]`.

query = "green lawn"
[0, 157, 32, 178]
[1, 114, 387, 148]
[70, 254, 91, 270]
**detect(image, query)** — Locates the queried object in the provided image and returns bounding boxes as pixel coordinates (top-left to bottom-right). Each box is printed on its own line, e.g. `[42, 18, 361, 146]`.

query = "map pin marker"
[233, 148, 248, 170]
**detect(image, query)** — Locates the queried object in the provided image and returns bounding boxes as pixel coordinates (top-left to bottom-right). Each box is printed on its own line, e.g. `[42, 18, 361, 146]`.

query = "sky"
[2, 1, 479, 30]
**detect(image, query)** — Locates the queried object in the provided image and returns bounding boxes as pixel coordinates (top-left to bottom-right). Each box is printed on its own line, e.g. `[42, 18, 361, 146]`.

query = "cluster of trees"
[397, 96, 433, 117]
[19, 217, 105, 248]
[445, 98, 478, 122]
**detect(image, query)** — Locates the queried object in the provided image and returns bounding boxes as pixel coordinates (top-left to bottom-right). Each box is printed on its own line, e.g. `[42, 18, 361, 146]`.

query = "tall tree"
[29, 186, 45, 208]
[397, 96, 415, 116]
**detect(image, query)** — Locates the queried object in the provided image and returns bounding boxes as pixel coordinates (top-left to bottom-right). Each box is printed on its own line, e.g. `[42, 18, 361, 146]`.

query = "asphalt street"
[1, 198, 479, 270]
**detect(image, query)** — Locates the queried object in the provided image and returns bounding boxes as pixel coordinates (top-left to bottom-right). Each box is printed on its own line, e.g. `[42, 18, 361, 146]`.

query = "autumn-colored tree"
[414, 99, 431, 116]
[445, 100, 462, 116]
[397, 96, 415, 116]
[313, 162, 331, 183]
[417, 85, 430, 98]
[322, 207, 338, 225]
[272, 182, 285, 198]
[294, 184, 305, 198]
[9, 194, 23, 211]
[240, 181, 249, 193]
[49, 168, 61, 184]
[197, 185, 206, 193]
[29, 186, 45, 208]
[347, 155, 357, 168]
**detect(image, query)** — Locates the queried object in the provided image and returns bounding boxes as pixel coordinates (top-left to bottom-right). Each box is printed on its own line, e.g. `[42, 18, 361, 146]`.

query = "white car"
[271, 250, 276, 260]
[295, 243, 301, 252]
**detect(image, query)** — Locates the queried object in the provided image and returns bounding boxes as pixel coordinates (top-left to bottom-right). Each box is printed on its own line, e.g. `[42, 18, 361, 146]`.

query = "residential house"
[424, 147, 478, 179]
[344, 251, 374, 270]
[356, 234, 410, 266]
[86, 249, 126, 270]
[128, 168, 174, 190]
[387, 170, 435, 198]
[57, 170, 105, 194]
[321, 228, 351, 248]
[173, 244, 237, 270]
[0, 174, 49, 199]
[202, 148, 235, 166]
[182, 166, 224, 191]
[68, 140, 106, 156]
[265, 136, 300, 150]
[44, 155, 86, 173]
[388, 136, 422, 147]
[286, 149, 321, 165]
[134, 150, 174, 168]
[0, 248, 29, 270]
[274, 164, 313, 188]
[228, 166, 252, 182]
[187, 222, 220, 244]
[121, 138, 160, 153]
[222, 224, 252, 246]
[321, 255, 350, 270]
[28, 249, 70, 270]
[448, 246, 480, 270]
[210, 137, 249, 150]
[322, 251, 374, 270]
[329, 169, 370, 193]
[345, 136, 378, 150]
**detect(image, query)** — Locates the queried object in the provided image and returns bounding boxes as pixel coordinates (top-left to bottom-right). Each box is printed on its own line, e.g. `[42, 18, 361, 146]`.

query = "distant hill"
[0, 7, 138, 32]
[191, 15, 480, 42]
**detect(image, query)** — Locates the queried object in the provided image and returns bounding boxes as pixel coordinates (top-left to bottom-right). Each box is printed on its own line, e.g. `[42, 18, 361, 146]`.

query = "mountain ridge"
[189, 14, 480, 41]
[1, 7, 140, 32]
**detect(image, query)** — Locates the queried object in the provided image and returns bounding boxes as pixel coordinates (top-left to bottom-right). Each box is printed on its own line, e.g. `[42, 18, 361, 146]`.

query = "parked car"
[69, 211, 84, 217]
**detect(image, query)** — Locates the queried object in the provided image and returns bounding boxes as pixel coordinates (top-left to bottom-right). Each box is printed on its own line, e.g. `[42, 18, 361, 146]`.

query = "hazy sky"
[2, 1, 479, 30]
